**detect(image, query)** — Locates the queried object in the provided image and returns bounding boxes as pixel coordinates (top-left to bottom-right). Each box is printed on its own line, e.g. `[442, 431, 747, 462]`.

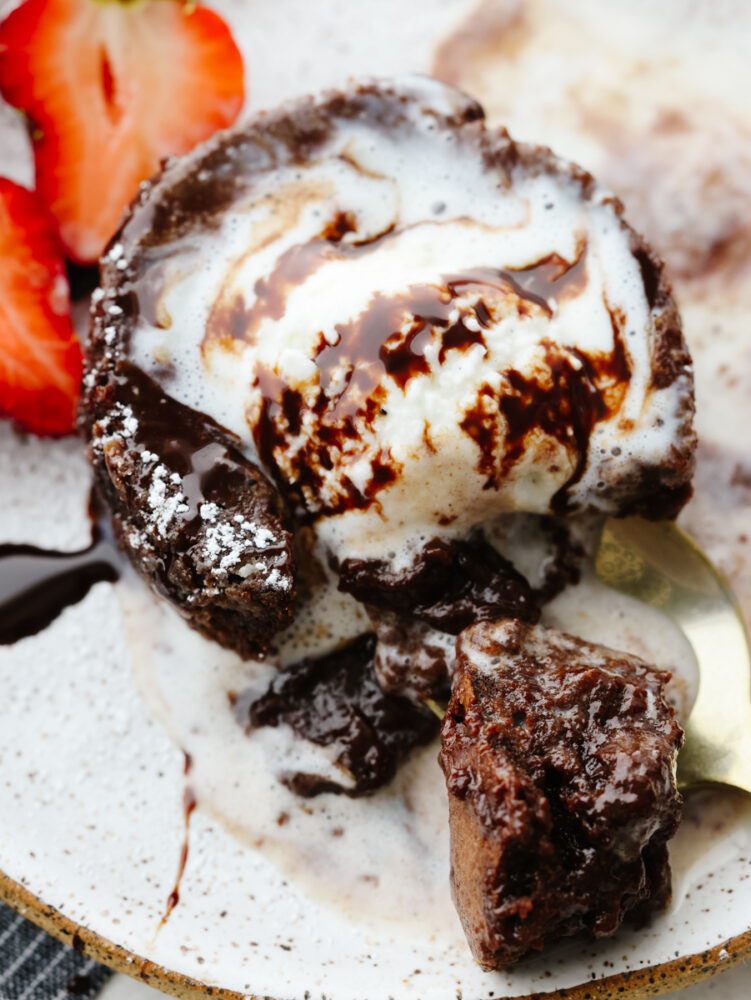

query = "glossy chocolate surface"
[84, 362, 296, 658]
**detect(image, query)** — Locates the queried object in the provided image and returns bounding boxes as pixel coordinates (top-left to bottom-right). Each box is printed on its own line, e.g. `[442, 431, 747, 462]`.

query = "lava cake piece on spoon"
[439, 618, 684, 969]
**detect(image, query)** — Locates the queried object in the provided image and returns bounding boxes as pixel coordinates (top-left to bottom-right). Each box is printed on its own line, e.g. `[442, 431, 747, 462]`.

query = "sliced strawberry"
[0, 177, 82, 435]
[0, 0, 244, 263]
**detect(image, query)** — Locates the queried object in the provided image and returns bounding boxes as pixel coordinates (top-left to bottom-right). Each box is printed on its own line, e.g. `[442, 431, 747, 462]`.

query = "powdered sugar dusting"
[146, 464, 190, 538]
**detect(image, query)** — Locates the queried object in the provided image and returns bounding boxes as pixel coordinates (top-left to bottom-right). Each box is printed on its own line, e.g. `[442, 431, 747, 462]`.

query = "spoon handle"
[595, 518, 751, 794]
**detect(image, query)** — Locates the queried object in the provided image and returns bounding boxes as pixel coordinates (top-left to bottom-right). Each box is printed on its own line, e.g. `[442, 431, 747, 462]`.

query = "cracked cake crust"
[81, 350, 296, 658]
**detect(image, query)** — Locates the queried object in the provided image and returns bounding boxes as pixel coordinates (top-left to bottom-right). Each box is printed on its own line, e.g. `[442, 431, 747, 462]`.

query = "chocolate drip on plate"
[0, 534, 120, 645]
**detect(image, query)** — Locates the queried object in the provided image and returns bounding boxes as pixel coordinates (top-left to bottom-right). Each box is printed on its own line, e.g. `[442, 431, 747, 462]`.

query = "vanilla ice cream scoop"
[88, 77, 695, 565]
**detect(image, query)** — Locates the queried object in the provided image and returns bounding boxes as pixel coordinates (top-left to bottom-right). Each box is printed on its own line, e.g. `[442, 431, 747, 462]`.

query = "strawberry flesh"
[0, 177, 82, 435]
[0, 0, 245, 263]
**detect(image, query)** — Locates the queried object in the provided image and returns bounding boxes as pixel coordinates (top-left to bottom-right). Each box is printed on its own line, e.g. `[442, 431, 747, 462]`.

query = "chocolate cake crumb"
[341, 533, 540, 704]
[244, 633, 438, 796]
[368, 606, 455, 703]
[339, 531, 540, 633]
[533, 517, 585, 604]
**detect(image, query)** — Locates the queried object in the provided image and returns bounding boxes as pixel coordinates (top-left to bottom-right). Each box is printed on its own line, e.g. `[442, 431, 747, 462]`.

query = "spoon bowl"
[595, 517, 751, 794]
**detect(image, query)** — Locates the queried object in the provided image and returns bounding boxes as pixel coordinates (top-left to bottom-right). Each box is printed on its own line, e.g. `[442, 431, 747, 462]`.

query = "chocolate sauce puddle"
[0, 534, 121, 645]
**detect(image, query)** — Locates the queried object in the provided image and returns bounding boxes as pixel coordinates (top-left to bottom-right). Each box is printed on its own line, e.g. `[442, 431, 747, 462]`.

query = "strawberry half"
[0, 178, 82, 436]
[0, 0, 244, 264]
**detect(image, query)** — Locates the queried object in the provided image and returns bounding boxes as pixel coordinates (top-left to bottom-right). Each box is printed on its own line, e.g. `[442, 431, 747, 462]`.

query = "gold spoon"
[595, 518, 751, 794]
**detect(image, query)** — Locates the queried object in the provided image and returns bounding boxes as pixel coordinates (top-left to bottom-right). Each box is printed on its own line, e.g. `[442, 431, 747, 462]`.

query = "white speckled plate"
[1, 550, 751, 1000]
[3, 1, 751, 997]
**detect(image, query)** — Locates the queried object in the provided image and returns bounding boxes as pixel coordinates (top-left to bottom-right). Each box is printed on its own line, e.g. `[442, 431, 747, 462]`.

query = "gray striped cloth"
[0, 903, 111, 1000]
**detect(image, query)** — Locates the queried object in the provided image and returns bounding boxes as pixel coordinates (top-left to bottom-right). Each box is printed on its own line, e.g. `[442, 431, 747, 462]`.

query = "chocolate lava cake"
[79, 76, 694, 965]
[81, 76, 695, 657]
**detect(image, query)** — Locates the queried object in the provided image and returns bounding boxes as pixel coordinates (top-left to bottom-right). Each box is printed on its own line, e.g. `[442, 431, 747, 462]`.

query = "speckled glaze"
[2, 866, 751, 1000]
[2, 0, 751, 998]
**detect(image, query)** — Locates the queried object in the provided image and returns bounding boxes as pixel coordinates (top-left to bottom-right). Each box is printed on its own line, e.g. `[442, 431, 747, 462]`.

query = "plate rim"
[1, 867, 749, 1000]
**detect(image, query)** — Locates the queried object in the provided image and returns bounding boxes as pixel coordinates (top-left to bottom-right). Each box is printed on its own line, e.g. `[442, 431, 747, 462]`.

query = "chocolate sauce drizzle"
[204, 211, 390, 347]
[212, 224, 608, 518]
[0, 534, 120, 645]
[159, 751, 196, 927]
